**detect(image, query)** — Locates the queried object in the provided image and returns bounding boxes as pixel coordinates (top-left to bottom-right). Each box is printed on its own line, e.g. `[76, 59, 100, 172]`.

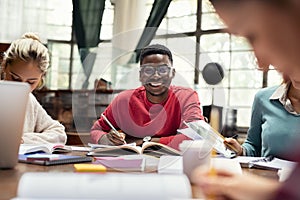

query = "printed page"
[177, 127, 202, 140]
[88, 142, 137, 149]
[180, 121, 237, 158]
[19, 143, 69, 155]
[68, 145, 92, 152]
[87, 145, 143, 157]
[19, 144, 53, 154]
[141, 142, 181, 157]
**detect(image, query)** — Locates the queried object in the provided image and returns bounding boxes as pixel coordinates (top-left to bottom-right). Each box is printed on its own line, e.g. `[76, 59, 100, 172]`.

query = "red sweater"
[91, 85, 204, 150]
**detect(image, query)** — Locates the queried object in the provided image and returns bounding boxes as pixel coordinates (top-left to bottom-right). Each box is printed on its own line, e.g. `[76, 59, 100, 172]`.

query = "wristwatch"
[143, 136, 152, 143]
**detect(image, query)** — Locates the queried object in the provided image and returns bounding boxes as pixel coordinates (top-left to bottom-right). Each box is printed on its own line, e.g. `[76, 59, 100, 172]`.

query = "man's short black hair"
[139, 44, 173, 64]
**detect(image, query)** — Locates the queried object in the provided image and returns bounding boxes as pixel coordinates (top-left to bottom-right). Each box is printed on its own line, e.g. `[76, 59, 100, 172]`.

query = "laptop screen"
[0, 81, 30, 169]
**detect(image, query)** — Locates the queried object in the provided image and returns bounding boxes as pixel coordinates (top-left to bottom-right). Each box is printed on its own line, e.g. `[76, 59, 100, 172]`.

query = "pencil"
[223, 139, 239, 154]
[208, 149, 217, 200]
[209, 126, 240, 154]
[101, 113, 119, 135]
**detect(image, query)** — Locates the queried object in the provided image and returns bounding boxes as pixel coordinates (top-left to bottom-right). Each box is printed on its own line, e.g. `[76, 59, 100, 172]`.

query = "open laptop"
[0, 81, 30, 169]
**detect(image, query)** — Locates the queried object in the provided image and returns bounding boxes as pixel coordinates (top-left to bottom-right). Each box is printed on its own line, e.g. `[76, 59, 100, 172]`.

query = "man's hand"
[99, 130, 126, 145]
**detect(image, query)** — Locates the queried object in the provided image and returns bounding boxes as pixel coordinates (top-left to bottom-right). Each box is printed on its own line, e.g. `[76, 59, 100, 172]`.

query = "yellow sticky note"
[74, 163, 107, 172]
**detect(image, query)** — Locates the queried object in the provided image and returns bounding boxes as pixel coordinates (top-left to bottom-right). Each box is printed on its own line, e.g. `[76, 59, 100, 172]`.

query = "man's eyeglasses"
[140, 64, 172, 76]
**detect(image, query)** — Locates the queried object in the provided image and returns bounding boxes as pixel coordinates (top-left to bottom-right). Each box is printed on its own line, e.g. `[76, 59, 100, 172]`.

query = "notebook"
[234, 156, 297, 171]
[93, 157, 145, 172]
[18, 153, 93, 166]
[0, 81, 30, 169]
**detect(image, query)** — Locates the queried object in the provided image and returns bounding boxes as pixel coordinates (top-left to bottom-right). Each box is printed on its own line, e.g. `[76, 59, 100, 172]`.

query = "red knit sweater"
[91, 85, 204, 150]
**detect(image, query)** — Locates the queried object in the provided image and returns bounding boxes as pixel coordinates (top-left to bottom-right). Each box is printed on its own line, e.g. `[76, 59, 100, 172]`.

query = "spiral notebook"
[18, 153, 92, 166]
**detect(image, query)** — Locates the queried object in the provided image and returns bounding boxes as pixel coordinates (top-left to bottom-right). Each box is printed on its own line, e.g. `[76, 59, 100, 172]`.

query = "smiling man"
[91, 44, 204, 150]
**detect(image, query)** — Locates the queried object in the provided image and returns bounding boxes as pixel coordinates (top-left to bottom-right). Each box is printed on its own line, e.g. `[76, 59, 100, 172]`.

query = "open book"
[19, 143, 71, 155]
[87, 142, 181, 158]
[178, 120, 239, 158]
[13, 172, 191, 200]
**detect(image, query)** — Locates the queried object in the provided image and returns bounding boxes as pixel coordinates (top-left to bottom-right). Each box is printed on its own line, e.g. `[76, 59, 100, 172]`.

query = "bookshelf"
[33, 89, 123, 133]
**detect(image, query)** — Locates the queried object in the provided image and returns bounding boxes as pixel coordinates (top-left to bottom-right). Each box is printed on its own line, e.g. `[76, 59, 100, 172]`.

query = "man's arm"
[90, 119, 109, 144]
[159, 89, 204, 150]
[90, 104, 124, 144]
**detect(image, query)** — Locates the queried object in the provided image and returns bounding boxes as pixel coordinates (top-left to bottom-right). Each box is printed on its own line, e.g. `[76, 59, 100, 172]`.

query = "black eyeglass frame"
[140, 64, 173, 76]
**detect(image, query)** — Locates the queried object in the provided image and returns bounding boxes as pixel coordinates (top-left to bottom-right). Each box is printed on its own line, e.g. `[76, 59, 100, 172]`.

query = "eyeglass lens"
[141, 64, 170, 76]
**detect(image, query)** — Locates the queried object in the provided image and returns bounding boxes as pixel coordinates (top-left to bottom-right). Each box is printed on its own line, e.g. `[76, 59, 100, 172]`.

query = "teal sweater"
[242, 86, 300, 158]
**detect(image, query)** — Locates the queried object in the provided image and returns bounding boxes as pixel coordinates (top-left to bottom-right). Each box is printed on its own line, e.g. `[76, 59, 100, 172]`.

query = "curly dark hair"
[139, 44, 173, 64]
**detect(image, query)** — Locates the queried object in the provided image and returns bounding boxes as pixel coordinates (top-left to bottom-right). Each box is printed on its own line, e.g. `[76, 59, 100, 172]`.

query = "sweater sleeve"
[22, 94, 67, 144]
[159, 89, 204, 150]
[242, 92, 263, 156]
[90, 103, 118, 144]
[90, 120, 106, 144]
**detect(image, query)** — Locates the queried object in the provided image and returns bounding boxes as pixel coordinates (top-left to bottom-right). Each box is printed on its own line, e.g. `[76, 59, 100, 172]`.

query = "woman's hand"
[224, 137, 243, 156]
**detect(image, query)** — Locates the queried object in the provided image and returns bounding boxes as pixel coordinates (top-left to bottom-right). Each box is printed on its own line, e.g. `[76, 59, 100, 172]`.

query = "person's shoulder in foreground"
[192, 0, 300, 199]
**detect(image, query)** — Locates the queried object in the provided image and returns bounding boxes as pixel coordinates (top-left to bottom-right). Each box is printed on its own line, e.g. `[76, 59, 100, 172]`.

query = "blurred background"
[0, 0, 283, 143]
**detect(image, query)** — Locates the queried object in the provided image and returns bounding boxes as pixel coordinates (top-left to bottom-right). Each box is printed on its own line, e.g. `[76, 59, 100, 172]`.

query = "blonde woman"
[1, 32, 67, 144]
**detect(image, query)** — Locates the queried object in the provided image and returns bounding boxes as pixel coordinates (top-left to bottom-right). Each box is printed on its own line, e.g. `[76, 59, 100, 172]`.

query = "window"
[0, 0, 283, 128]
[153, 0, 282, 127]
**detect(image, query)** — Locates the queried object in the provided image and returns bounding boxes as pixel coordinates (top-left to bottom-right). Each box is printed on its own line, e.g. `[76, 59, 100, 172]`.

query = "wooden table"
[1, 162, 78, 199]
[0, 155, 279, 200]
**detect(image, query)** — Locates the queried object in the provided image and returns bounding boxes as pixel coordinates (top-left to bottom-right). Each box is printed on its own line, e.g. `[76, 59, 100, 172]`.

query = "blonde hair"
[2, 32, 49, 74]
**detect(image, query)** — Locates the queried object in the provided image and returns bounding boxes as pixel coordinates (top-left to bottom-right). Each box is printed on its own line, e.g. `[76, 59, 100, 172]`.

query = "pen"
[101, 113, 126, 144]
